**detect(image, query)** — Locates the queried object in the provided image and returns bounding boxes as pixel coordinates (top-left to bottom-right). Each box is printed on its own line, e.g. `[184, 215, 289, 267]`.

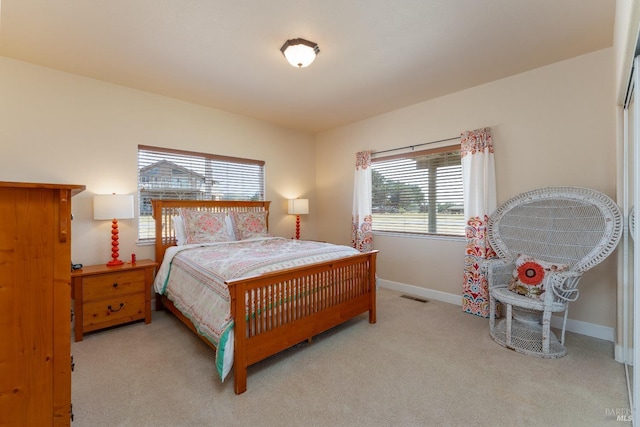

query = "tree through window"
[371, 146, 464, 236]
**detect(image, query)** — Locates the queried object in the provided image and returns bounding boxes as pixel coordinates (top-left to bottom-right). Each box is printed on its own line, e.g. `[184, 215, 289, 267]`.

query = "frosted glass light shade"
[93, 194, 135, 220]
[280, 39, 320, 68]
[288, 198, 309, 215]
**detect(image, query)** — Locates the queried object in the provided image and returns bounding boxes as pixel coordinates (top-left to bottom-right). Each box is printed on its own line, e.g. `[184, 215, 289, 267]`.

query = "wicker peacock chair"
[485, 187, 622, 358]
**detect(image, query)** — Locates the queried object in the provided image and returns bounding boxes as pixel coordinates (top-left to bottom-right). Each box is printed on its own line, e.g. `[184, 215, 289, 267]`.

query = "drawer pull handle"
[112, 283, 119, 288]
[107, 303, 124, 313]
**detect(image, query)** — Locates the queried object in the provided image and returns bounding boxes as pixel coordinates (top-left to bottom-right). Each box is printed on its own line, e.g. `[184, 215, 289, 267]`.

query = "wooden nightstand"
[71, 259, 157, 341]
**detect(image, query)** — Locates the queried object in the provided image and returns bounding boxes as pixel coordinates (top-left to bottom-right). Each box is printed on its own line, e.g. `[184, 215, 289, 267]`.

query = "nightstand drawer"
[82, 293, 146, 331]
[82, 270, 146, 301]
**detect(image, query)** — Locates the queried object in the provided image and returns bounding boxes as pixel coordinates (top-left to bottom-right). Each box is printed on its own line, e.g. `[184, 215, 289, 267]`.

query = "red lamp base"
[295, 215, 301, 240]
[106, 218, 124, 267]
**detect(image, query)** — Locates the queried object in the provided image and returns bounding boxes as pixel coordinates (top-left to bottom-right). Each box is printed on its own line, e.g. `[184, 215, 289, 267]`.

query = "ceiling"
[0, 1, 616, 133]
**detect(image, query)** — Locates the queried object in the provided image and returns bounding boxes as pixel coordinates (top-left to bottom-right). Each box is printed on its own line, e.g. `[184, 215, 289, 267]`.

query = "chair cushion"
[508, 254, 568, 300]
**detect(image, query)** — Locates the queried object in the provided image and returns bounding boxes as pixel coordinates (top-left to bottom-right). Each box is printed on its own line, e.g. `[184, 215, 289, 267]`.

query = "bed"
[152, 199, 378, 394]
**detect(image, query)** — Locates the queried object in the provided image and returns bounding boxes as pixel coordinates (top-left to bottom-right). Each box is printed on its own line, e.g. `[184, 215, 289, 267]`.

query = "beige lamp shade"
[93, 194, 135, 220]
[288, 198, 309, 215]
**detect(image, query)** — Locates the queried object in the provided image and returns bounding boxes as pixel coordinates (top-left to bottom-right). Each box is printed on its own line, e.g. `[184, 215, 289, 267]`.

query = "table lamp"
[94, 194, 134, 266]
[288, 198, 309, 240]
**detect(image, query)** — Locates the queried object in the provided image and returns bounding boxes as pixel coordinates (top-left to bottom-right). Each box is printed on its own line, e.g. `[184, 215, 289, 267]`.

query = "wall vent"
[400, 295, 428, 303]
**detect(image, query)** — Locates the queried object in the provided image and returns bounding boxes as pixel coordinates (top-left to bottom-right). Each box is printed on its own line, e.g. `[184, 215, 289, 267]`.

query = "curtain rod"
[371, 136, 459, 156]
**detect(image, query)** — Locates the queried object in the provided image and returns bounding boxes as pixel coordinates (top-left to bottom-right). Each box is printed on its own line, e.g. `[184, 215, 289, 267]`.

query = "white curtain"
[461, 128, 496, 317]
[352, 151, 373, 252]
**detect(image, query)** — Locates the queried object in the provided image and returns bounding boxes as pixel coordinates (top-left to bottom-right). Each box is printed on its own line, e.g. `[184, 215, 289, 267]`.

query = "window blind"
[137, 145, 265, 241]
[371, 146, 464, 236]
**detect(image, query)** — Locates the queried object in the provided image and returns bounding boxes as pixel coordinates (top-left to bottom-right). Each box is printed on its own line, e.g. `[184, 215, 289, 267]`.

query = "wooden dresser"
[0, 181, 84, 426]
[71, 259, 157, 341]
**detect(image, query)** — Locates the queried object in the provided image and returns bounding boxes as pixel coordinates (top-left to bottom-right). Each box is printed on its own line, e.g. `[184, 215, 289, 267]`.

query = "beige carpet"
[71, 288, 629, 427]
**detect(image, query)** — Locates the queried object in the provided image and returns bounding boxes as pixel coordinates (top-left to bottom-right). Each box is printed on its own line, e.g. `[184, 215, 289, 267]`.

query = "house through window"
[137, 145, 265, 242]
[371, 145, 464, 236]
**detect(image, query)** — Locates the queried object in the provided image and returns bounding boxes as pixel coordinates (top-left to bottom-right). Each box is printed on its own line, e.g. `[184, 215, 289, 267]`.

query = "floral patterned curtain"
[461, 128, 496, 317]
[352, 151, 373, 252]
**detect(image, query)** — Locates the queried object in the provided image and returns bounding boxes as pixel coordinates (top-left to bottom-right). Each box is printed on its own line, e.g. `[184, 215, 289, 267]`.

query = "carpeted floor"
[71, 288, 630, 426]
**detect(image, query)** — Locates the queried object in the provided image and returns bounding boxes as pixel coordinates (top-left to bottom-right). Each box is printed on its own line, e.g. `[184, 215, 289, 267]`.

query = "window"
[371, 145, 464, 236]
[137, 145, 265, 241]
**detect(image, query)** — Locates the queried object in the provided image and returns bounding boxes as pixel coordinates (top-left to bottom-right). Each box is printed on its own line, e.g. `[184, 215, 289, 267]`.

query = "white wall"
[0, 57, 317, 267]
[315, 48, 617, 330]
[0, 47, 619, 332]
[614, 0, 640, 104]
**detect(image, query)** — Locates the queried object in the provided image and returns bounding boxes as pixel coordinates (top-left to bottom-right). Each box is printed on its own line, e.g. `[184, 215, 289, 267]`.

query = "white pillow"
[172, 215, 186, 246]
[225, 214, 236, 241]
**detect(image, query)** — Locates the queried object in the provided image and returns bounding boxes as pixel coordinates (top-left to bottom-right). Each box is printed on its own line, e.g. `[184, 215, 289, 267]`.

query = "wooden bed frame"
[152, 199, 377, 394]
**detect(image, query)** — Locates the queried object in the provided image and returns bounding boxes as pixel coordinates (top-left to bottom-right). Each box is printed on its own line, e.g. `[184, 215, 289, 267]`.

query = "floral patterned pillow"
[229, 211, 269, 240]
[508, 254, 568, 300]
[180, 209, 231, 244]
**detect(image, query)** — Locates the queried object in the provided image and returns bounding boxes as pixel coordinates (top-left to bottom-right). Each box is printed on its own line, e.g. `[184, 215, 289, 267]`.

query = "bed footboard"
[227, 250, 377, 394]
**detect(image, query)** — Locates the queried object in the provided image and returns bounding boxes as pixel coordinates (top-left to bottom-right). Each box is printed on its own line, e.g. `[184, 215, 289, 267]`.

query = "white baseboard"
[378, 278, 462, 306]
[377, 278, 614, 342]
[616, 343, 633, 364]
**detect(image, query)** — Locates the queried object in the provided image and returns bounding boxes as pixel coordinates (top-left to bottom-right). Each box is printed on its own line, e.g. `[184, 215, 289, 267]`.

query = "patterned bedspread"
[153, 237, 360, 381]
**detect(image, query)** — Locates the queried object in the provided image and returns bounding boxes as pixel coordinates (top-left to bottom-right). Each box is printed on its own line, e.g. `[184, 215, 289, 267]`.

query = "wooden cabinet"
[0, 181, 84, 427]
[71, 260, 157, 341]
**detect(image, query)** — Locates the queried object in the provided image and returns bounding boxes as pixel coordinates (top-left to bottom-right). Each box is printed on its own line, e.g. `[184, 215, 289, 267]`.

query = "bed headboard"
[151, 199, 271, 264]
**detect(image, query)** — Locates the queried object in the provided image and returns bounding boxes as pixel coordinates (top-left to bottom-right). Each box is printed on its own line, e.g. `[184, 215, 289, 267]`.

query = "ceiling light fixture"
[280, 38, 320, 68]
